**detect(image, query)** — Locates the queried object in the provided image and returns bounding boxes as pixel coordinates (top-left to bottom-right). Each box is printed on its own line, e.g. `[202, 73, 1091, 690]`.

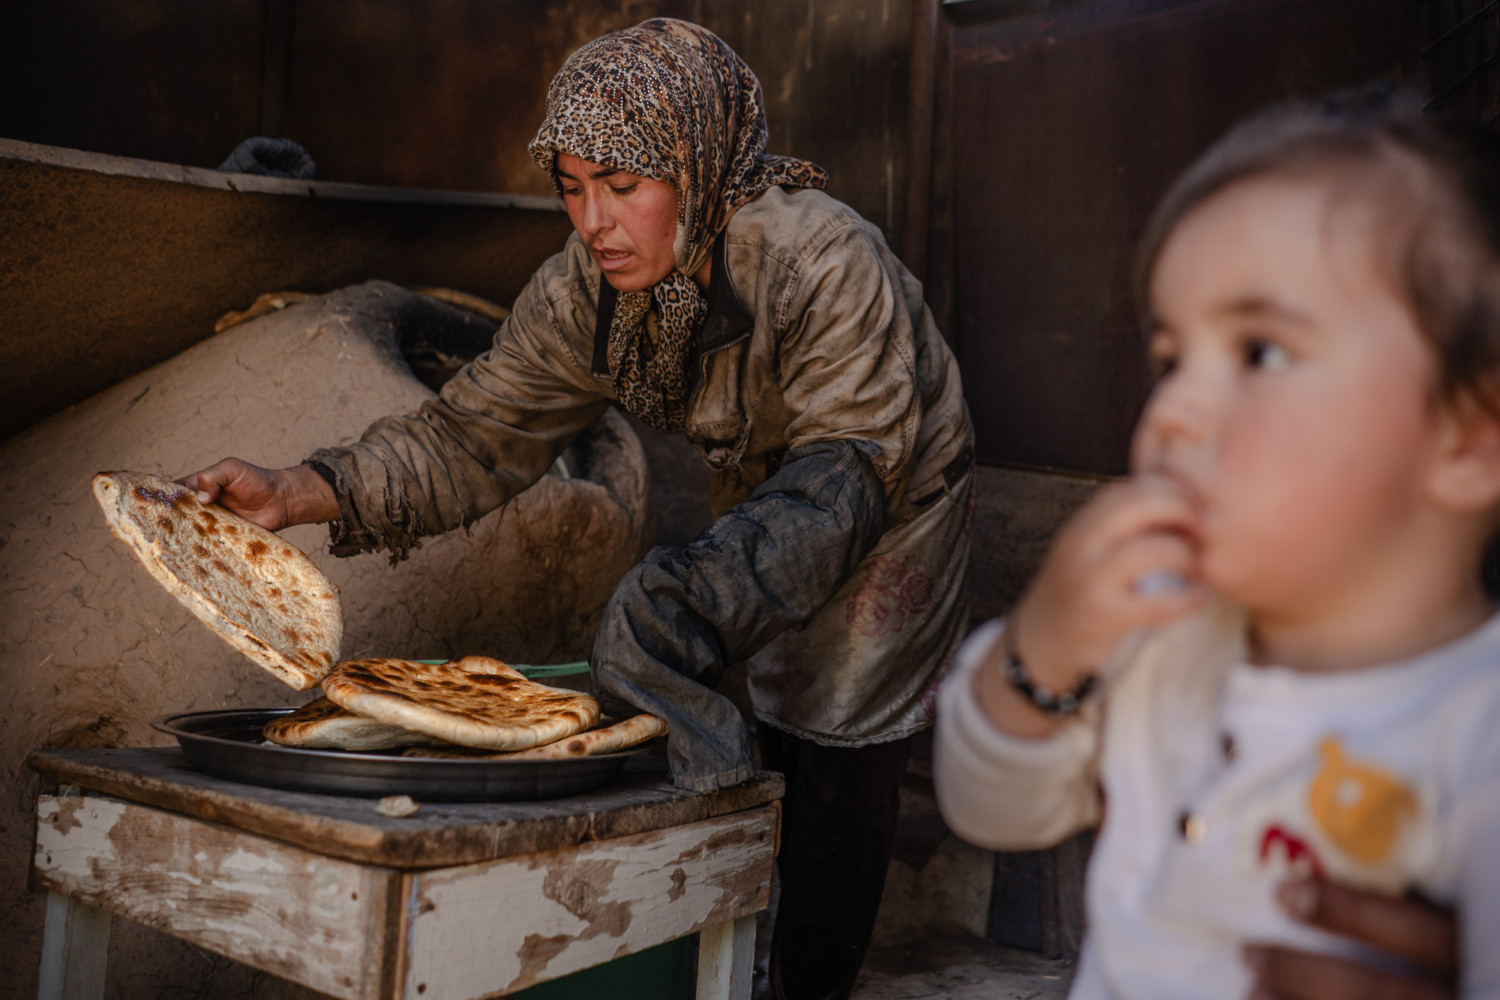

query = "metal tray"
[151, 708, 635, 802]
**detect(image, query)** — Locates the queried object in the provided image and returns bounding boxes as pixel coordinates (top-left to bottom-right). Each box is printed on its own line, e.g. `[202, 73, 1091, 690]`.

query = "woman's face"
[556, 153, 680, 292]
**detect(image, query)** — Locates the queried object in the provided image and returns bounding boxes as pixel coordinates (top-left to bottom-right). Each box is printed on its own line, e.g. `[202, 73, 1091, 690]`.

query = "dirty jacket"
[310, 185, 974, 791]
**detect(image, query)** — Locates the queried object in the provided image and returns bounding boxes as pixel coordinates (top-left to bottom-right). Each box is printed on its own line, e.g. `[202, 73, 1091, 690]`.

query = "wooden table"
[28, 748, 781, 1000]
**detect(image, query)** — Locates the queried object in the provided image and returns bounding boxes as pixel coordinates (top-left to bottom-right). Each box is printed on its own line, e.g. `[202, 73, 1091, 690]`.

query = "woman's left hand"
[1243, 877, 1456, 999]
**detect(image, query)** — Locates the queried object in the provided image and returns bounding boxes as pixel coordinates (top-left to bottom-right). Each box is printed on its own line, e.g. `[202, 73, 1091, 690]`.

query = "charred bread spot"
[193, 544, 209, 558]
[246, 540, 269, 561]
[134, 483, 179, 506]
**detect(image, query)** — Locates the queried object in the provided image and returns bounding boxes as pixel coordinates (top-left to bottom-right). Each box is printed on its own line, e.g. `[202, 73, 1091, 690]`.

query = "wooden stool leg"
[695, 914, 756, 1000]
[37, 891, 110, 1000]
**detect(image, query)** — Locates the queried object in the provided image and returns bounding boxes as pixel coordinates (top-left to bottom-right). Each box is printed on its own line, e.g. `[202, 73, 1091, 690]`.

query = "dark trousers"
[757, 727, 912, 1000]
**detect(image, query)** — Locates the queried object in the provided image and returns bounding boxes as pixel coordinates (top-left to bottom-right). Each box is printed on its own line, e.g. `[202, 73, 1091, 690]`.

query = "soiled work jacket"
[309, 185, 974, 791]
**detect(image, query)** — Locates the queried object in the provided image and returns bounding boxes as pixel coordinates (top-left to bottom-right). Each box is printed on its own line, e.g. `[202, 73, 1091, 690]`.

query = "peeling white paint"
[404, 808, 775, 999]
[35, 797, 125, 878]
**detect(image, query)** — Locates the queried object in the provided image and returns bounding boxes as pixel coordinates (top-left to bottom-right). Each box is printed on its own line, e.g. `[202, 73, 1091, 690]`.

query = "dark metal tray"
[151, 708, 635, 802]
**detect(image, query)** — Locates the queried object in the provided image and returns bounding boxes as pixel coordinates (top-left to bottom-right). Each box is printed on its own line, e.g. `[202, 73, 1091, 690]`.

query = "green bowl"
[413, 658, 589, 679]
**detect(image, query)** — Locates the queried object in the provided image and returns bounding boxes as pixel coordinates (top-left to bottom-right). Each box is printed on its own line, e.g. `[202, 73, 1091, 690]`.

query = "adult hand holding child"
[1248, 877, 1457, 1000]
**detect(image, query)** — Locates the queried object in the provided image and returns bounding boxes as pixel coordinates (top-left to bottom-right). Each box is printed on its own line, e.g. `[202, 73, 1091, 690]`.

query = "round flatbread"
[92, 470, 341, 690]
[262, 697, 449, 750]
[403, 713, 668, 760]
[322, 655, 600, 751]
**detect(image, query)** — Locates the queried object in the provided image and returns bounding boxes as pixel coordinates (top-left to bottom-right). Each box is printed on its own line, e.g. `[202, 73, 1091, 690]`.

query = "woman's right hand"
[177, 458, 339, 532]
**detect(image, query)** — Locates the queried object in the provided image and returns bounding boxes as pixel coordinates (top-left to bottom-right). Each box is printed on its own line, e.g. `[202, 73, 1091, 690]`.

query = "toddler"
[934, 91, 1500, 998]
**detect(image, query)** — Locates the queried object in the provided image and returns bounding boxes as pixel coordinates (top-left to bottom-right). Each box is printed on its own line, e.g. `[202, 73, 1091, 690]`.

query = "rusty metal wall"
[947, 0, 1419, 475]
[0, 1, 269, 168]
[0, 1, 915, 237]
[274, 2, 696, 197]
[707, 2, 918, 252]
[0, 145, 574, 441]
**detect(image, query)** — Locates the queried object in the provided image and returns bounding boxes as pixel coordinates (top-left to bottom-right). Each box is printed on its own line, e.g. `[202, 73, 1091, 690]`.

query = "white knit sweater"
[934, 603, 1500, 999]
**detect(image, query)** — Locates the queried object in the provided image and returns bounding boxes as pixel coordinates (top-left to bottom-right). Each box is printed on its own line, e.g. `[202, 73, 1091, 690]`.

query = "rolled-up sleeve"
[933, 619, 1104, 850]
[591, 438, 888, 791]
[309, 265, 609, 560]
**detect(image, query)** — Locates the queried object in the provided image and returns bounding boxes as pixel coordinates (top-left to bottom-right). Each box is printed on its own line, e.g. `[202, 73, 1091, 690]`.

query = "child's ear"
[1427, 394, 1500, 512]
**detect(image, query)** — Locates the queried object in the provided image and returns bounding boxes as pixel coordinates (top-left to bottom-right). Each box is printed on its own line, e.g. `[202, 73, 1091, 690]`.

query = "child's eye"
[561, 186, 581, 198]
[1146, 332, 1178, 379]
[611, 183, 639, 195]
[1244, 338, 1291, 372]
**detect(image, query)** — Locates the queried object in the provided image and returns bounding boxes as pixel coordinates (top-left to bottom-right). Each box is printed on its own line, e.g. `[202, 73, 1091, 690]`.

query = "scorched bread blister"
[322, 655, 600, 751]
[92, 470, 341, 690]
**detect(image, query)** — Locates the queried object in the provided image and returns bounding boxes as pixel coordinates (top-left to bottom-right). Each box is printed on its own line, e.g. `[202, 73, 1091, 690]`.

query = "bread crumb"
[375, 794, 419, 818]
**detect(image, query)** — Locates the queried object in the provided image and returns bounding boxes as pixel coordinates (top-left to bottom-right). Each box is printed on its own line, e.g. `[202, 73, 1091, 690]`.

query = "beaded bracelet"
[1000, 648, 1098, 717]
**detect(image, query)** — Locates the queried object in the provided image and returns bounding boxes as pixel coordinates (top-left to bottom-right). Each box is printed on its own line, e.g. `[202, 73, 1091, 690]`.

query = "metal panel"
[0, 0, 267, 169]
[0, 140, 573, 439]
[280, 1, 696, 197]
[1421, 0, 1500, 124]
[700, 0, 918, 246]
[949, 0, 1418, 474]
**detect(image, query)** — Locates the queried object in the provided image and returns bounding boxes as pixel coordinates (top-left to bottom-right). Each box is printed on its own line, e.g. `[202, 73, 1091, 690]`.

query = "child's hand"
[979, 474, 1206, 735]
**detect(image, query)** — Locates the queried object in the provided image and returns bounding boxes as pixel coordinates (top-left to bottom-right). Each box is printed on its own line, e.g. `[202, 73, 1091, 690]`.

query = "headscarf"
[529, 18, 829, 431]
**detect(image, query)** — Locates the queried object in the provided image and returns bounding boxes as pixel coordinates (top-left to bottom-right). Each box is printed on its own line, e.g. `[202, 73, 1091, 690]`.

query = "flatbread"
[403, 713, 668, 760]
[92, 470, 341, 690]
[262, 697, 449, 750]
[321, 655, 599, 751]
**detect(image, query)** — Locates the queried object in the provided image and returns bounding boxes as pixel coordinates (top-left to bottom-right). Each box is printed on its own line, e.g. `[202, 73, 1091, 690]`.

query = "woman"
[185, 19, 973, 1000]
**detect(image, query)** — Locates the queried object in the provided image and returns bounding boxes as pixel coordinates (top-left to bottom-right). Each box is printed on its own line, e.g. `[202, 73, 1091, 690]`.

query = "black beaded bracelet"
[1000, 649, 1098, 717]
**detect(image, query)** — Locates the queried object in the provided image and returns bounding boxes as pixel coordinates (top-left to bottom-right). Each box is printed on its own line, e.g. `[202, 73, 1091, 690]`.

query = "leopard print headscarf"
[529, 18, 829, 431]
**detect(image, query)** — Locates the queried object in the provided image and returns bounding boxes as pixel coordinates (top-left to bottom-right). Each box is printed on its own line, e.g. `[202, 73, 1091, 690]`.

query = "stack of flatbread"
[266, 654, 665, 759]
[94, 470, 666, 760]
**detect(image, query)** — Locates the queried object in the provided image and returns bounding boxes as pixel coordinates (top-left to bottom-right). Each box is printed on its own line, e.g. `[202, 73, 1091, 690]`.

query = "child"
[933, 90, 1500, 998]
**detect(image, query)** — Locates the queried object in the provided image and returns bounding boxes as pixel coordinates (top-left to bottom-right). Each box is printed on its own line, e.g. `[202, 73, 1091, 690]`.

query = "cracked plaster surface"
[0, 282, 651, 999]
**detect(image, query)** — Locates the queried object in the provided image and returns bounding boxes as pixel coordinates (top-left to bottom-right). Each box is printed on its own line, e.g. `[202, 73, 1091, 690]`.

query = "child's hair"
[1134, 84, 1500, 417]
